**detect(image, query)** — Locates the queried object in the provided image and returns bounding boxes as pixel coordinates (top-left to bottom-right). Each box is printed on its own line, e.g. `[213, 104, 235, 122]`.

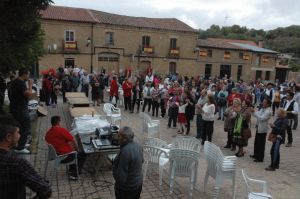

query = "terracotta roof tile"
[41, 5, 196, 33]
[41, 5, 96, 23]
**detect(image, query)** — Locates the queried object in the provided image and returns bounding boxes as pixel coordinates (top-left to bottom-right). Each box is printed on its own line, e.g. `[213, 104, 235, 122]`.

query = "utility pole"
[223, 15, 231, 27]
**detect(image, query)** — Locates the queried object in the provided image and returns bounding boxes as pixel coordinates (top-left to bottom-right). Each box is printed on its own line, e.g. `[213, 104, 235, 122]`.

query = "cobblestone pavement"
[25, 96, 300, 199]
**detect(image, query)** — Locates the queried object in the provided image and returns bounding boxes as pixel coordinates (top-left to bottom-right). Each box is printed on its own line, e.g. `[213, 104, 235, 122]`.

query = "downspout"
[90, 23, 94, 73]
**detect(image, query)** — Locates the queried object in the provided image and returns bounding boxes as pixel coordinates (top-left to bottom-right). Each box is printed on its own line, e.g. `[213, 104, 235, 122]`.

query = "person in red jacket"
[42, 74, 52, 106]
[110, 76, 119, 106]
[227, 88, 241, 107]
[122, 78, 133, 111]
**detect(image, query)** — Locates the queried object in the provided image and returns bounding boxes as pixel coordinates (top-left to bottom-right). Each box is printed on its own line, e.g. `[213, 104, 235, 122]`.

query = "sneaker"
[69, 175, 78, 181]
[14, 148, 30, 154]
[265, 166, 275, 171]
[285, 143, 292, 147]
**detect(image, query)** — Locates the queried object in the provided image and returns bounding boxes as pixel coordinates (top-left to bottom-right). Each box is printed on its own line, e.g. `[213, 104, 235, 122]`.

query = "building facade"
[39, 5, 199, 76]
[196, 38, 278, 81]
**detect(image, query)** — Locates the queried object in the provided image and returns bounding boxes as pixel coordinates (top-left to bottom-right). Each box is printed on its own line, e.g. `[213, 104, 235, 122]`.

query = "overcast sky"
[53, 0, 300, 30]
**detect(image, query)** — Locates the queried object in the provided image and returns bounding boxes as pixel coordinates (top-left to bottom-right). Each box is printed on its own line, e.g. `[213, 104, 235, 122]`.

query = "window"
[256, 55, 261, 66]
[255, 70, 262, 80]
[105, 32, 114, 45]
[243, 54, 250, 60]
[170, 38, 177, 49]
[262, 56, 269, 63]
[207, 49, 212, 57]
[142, 36, 150, 48]
[205, 64, 212, 79]
[265, 71, 270, 80]
[237, 65, 243, 80]
[65, 30, 75, 42]
[239, 52, 244, 59]
[224, 51, 231, 59]
[199, 50, 207, 57]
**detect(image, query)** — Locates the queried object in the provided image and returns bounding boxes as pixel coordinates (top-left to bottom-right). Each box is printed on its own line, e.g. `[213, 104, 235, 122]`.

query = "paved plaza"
[23, 97, 300, 199]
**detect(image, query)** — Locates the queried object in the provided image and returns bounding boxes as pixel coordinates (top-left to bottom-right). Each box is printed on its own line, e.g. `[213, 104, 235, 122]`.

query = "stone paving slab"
[26, 96, 300, 199]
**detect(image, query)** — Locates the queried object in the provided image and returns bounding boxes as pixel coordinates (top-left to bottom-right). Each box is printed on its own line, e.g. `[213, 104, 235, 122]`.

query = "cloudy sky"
[53, 0, 300, 30]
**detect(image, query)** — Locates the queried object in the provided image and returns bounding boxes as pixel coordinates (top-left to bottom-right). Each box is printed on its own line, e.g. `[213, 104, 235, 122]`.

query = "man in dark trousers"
[8, 68, 33, 154]
[0, 115, 52, 199]
[113, 126, 143, 199]
[283, 92, 298, 147]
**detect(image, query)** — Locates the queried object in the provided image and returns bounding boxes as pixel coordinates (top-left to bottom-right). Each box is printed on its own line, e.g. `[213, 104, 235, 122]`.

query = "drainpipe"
[90, 23, 94, 73]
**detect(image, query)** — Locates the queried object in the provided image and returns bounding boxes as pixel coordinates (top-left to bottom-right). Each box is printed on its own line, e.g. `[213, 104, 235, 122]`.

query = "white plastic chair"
[169, 148, 199, 198]
[171, 136, 201, 153]
[103, 103, 121, 126]
[44, 144, 79, 179]
[241, 169, 273, 199]
[140, 112, 160, 138]
[204, 141, 237, 199]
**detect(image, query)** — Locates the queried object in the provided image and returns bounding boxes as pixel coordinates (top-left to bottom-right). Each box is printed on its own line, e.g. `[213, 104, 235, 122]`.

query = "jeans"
[152, 101, 159, 117]
[142, 98, 152, 112]
[160, 99, 166, 117]
[218, 105, 226, 120]
[270, 138, 281, 168]
[81, 84, 89, 97]
[201, 120, 214, 145]
[168, 107, 178, 128]
[196, 114, 203, 139]
[286, 119, 294, 144]
[60, 152, 86, 176]
[124, 96, 132, 111]
[11, 109, 31, 150]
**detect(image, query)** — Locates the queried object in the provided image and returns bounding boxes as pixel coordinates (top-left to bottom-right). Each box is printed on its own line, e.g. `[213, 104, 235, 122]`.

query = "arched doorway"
[98, 52, 120, 74]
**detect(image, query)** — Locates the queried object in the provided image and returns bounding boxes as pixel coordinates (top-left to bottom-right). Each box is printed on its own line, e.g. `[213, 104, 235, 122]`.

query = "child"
[177, 100, 188, 134]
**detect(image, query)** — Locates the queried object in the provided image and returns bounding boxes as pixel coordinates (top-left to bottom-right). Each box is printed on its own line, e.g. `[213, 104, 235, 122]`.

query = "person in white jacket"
[250, 99, 272, 162]
[199, 94, 215, 145]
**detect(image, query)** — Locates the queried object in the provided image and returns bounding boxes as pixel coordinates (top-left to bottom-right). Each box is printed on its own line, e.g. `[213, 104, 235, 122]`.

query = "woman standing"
[266, 108, 288, 171]
[232, 98, 251, 157]
[90, 74, 100, 106]
[110, 76, 119, 107]
[151, 84, 161, 117]
[200, 94, 215, 145]
[131, 78, 143, 113]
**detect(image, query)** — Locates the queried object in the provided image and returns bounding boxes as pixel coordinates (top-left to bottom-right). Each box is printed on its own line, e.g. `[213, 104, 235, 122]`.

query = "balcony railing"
[62, 40, 79, 53]
[142, 46, 154, 54]
[169, 47, 180, 58]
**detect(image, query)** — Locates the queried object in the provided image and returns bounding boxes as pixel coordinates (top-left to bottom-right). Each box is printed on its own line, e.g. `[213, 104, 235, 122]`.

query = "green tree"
[0, 0, 52, 75]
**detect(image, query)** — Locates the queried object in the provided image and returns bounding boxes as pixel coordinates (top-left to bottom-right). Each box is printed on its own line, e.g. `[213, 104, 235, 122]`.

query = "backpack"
[218, 93, 227, 106]
[274, 91, 280, 103]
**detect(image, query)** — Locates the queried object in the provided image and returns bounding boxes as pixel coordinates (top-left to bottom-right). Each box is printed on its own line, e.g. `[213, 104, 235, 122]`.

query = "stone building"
[39, 5, 198, 76]
[196, 38, 278, 81]
[40, 6, 278, 81]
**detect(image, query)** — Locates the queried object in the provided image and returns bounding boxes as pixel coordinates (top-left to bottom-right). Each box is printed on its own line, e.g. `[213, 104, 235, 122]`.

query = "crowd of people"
[1, 64, 299, 198]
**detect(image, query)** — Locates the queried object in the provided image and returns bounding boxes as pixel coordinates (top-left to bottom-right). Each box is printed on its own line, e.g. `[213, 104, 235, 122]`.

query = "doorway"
[220, 65, 231, 78]
[169, 62, 177, 74]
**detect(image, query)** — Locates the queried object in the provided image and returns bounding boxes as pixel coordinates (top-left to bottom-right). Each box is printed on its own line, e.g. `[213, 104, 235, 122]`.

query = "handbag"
[111, 96, 116, 104]
[268, 133, 277, 143]
[242, 128, 252, 139]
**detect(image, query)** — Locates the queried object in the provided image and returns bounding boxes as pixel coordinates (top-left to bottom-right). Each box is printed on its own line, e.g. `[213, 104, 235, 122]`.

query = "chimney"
[258, 40, 264, 48]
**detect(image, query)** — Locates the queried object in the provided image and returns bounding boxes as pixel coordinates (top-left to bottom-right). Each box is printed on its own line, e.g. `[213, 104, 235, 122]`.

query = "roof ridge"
[86, 9, 100, 23]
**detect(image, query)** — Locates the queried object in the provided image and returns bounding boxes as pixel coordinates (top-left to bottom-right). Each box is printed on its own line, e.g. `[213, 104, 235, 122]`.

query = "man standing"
[113, 126, 143, 199]
[8, 68, 33, 154]
[283, 92, 298, 147]
[80, 71, 90, 97]
[250, 99, 272, 162]
[122, 78, 133, 112]
[45, 116, 86, 180]
[0, 115, 52, 198]
[195, 89, 207, 139]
